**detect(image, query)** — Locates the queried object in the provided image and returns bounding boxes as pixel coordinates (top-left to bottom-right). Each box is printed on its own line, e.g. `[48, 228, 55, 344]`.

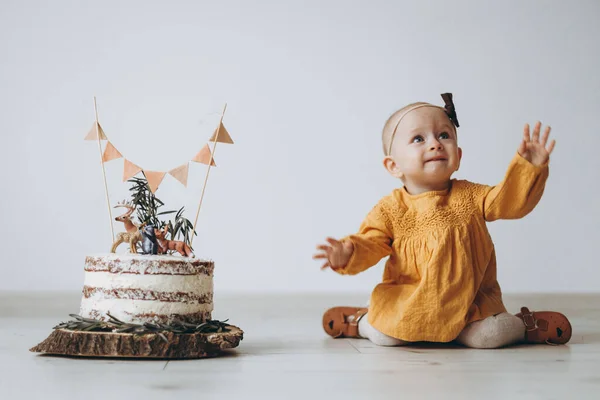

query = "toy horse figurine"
[110, 201, 142, 253]
[154, 226, 194, 258]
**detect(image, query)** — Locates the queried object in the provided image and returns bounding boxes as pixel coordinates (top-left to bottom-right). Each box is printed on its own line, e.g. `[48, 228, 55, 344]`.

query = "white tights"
[358, 312, 525, 348]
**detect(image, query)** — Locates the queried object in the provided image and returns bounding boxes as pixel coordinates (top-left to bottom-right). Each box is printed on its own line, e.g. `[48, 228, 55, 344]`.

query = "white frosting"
[79, 254, 214, 324]
[80, 295, 213, 323]
[83, 271, 213, 293]
[86, 253, 211, 262]
[85, 253, 213, 275]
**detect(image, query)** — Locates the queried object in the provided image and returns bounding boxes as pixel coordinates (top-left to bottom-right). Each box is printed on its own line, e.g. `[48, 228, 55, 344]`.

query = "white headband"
[385, 104, 447, 156]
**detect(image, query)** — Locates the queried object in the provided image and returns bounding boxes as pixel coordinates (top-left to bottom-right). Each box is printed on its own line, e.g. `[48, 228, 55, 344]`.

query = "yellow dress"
[337, 153, 549, 342]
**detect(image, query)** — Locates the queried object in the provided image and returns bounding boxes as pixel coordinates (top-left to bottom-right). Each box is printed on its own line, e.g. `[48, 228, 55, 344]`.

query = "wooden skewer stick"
[192, 103, 227, 244]
[94, 96, 115, 243]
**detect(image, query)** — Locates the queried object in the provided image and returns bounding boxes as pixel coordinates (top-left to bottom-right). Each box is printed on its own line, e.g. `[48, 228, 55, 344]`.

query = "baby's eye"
[412, 135, 424, 143]
[439, 132, 450, 139]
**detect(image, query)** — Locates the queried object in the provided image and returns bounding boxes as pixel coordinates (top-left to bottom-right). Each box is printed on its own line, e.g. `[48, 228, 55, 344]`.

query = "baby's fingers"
[523, 123, 531, 142]
[312, 253, 328, 260]
[320, 261, 331, 270]
[532, 121, 541, 142]
[326, 237, 341, 247]
[547, 139, 556, 155]
[540, 126, 551, 147]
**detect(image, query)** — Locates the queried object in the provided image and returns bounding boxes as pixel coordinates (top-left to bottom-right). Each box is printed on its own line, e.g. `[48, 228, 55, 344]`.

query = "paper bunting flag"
[209, 122, 234, 144]
[191, 144, 217, 166]
[102, 141, 123, 162]
[168, 163, 189, 187]
[144, 171, 166, 193]
[84, 122, 108, 140]
[123, 159, 142, 181]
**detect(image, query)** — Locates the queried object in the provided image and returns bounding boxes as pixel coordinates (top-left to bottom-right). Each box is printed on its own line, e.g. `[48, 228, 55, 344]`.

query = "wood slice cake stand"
[30, 325, 243, 359]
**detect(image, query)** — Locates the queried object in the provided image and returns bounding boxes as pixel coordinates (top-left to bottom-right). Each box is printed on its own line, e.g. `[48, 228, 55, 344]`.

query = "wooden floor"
[1, 292, 599, 399]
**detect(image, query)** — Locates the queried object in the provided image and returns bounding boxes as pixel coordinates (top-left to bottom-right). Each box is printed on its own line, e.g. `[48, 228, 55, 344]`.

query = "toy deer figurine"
[110, 201, 142, 253]
[154, 226, 194, 258]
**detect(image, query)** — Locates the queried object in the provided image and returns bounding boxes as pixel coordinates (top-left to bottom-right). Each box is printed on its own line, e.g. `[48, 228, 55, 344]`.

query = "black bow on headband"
[441, 93, 460, 128]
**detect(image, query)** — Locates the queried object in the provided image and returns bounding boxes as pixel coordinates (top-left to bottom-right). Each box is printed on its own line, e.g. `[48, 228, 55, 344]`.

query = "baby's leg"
[358, 313, 409, 347]
[456, 313, 524, 349]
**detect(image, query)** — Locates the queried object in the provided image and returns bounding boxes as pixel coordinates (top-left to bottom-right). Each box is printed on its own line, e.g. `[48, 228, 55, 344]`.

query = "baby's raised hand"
[313, 237, 354, 270]
[518, 121, 556, 166]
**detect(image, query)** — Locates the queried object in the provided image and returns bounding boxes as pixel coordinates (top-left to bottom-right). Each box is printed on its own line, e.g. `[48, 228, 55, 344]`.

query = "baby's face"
[387, 107, 461, 187]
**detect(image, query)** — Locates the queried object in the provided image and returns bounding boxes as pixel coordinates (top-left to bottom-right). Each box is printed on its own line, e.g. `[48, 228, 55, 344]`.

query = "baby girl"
[313, 94, 571, 348]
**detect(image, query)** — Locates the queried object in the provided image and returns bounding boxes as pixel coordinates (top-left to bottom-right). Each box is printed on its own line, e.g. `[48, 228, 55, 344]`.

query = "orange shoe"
[515, 307, 572, 345]
[322, 307, 368, 338]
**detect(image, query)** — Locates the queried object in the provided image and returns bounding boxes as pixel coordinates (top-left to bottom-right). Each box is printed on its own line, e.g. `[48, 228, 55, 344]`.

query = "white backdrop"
[1, 0, 598, 293]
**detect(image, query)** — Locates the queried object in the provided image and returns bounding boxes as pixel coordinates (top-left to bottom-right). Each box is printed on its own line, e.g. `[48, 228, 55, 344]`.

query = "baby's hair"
[381, 102, 429, 156]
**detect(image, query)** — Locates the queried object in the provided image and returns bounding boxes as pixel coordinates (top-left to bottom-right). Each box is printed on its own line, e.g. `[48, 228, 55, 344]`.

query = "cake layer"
[83, 309, 212, 325]
[85, 254, 213, 275]
[80, 296, 213, 324]
[83, 271, 213, 293]
[80, 253, 214, 324]
[83, 286, 213, 304]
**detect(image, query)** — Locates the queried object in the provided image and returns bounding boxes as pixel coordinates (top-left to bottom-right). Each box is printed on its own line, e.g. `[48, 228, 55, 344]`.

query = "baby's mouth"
[425, 157, 447, 163]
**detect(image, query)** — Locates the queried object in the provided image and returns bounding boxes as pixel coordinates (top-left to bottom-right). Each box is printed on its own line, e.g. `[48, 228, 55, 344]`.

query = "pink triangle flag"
[191, 144, 216, 166]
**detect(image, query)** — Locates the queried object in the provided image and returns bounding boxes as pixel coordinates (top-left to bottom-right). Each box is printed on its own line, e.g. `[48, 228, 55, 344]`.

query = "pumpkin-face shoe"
[515, 307, 572, 345]
[322, 307, 368, 338]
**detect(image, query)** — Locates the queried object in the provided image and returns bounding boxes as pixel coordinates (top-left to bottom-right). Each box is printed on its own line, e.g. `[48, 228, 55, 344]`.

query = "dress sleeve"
[334, 200, 394, 276]
[480, 152, 549, 222]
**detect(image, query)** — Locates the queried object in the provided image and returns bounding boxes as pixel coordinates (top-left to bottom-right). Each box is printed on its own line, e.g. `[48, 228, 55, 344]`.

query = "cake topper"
[155, 225, 194, 257]
[85, 98, 234, 255]
[140, 224, 159, 255]
[110, 177, 197, 255]
[111, 201, 142, 253]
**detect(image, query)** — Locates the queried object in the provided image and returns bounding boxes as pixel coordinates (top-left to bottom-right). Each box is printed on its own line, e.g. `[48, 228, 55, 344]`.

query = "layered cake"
[29, 105, 245, 358]
[80, 254, 214, 324]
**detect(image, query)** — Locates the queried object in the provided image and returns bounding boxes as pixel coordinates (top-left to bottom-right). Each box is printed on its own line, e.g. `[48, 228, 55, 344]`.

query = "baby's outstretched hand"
[313, 237, 354, 271]
[518, 121, 556, 166]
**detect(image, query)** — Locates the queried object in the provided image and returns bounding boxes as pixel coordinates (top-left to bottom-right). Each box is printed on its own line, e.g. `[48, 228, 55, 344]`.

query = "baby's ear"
[456, 147, 463, 171]
[383, 156, 404, 180]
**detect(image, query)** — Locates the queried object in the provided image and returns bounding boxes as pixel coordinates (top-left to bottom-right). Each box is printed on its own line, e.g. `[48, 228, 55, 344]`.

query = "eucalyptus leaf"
[157, 210, 176, 216]
[53, 314, 231, 336]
